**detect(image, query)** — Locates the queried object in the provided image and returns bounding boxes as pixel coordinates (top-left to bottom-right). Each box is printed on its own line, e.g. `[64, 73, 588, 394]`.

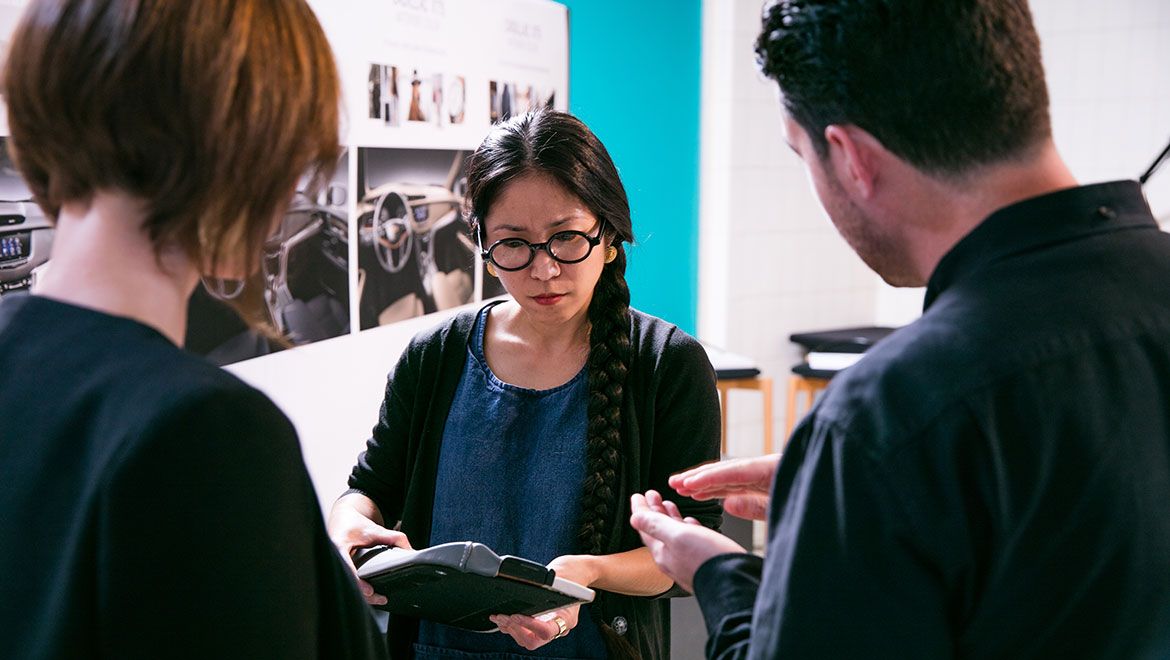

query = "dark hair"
[755, 0, 1051, 176]
[2, 0, 341, 279]
[464, 110, 634, 558]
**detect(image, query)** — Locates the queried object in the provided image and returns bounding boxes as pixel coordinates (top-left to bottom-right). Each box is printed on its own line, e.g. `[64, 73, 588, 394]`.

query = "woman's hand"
[326, 493, 411, 606]
[490, 605, 581, 651]
[489, 554, 598, 650]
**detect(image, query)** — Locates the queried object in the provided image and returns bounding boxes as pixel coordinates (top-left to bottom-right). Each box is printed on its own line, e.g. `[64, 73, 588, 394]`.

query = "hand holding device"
[326, 493, 413, 605]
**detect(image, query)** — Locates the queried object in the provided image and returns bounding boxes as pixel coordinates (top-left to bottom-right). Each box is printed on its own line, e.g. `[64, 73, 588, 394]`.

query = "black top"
[0, 294, 386, 659]
[347, 304, 724, 660]
[694, 181, 1170, 658]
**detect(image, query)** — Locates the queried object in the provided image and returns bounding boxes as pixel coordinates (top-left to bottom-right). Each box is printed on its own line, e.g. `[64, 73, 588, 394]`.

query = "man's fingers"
[667, 459, 721, 489]
[645, 489, 666, 512]
[630, 508, 684, 543]
[671, 455, 781, 497]
[724, 493, 771, 521]
[662, 499, 684, 521]
[676, 465, 757, 494]
[675, 486, 756, 499]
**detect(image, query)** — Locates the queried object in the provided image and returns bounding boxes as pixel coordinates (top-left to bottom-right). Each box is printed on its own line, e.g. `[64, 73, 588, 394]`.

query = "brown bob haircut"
[1, 0, 341, 278]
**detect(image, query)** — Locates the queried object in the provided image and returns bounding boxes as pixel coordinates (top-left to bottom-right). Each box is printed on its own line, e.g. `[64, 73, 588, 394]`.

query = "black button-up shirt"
[694, 181, 1170, 658]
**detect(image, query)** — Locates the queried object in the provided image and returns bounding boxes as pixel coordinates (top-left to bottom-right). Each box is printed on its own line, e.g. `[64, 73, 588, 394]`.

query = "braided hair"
[464, 110, 634, 556]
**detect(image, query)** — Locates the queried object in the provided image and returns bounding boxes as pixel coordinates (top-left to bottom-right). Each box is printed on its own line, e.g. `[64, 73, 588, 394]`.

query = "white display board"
[314, 0, 569, 151]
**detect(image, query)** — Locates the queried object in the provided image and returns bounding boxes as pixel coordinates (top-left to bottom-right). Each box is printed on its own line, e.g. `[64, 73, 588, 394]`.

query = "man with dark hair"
[632, 0, 1170, 657]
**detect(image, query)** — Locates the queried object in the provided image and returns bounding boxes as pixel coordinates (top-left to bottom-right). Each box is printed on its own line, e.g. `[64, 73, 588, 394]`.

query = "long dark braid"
[579, 243, 631, 555]
[463, 110, 635, 557]
[584, 264, 639, 660]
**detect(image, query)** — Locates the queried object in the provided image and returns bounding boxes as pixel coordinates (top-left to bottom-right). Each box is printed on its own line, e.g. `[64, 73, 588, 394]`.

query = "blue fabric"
[417, 304, 607, 659]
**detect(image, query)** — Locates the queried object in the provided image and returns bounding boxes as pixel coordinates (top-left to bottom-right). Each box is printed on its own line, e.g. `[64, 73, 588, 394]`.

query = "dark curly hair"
[755, 0, 1051, 176]
[464, 109, 634, 559]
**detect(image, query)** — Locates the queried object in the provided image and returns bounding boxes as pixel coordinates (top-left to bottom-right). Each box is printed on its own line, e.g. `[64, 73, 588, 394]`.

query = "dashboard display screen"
[0, 233, 29, 261]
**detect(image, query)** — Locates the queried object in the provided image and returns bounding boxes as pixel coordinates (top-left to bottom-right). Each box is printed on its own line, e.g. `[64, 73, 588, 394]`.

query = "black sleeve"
[693, 553, 762, 660]
[346, 339, 421, 524]
[98, 386, 385, 659]
[707, 418, 951, 658]
[647, 328, 723, 531]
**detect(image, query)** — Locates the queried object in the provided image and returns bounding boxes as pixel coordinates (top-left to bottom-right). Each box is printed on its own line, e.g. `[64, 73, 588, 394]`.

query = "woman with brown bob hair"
[0, 1, 384, 658]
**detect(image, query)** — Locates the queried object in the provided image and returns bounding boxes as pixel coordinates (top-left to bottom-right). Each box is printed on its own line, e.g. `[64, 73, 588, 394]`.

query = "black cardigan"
[348, 304, 723, 659]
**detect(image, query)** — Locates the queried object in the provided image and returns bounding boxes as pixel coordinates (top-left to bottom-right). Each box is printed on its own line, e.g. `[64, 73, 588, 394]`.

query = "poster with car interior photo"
[184, 152, 351, 366]
[0, 137, 53, 298]
[356, 146, 501, 330]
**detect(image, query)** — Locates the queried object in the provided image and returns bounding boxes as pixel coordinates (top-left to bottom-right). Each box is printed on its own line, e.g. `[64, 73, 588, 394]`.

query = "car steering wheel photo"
[373, 191, 414, 274]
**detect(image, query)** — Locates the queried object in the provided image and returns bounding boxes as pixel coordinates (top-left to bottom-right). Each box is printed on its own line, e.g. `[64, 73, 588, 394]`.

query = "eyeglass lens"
[490, 232, 594, 270]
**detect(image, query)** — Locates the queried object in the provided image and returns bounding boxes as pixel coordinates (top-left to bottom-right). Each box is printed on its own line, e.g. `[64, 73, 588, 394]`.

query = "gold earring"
[604, 246, 617, 264]
[486, 262, 498, 277]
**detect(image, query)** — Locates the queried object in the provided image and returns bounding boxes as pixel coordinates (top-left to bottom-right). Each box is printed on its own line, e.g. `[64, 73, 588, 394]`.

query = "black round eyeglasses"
[481, 225, 605, 272]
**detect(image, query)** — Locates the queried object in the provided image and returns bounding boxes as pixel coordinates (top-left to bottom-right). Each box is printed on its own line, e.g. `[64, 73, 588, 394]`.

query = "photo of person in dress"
[408, 69, 426, 122]
[369, 64, 400, 126]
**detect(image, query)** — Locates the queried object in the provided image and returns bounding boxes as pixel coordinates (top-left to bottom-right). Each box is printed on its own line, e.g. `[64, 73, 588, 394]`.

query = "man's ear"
[823, 124, 883, 200]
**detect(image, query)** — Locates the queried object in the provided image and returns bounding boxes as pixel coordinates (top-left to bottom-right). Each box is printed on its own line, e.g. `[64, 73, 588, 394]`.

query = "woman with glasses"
[0, 1, 383, 658]
[328, 109, 721, 660]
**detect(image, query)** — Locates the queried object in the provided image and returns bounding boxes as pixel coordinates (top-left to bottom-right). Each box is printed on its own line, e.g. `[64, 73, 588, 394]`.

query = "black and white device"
[354, 541, 594, 632]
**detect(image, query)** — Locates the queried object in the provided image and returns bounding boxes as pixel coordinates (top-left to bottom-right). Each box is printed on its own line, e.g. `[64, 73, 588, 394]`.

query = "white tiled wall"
[701, 0, 1170, 457]
[1033, 0, 1170, 220]
[699, 0, 878, 457]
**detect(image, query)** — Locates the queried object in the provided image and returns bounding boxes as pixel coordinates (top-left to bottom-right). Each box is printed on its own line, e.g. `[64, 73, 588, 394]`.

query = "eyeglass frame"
[479, 221, 608, 272]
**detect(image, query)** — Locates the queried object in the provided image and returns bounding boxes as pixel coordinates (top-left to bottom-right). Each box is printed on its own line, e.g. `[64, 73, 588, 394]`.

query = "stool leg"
[761, 377, 774, 455]
[801, 383, 813, 421]
[784, 375, 799, 441]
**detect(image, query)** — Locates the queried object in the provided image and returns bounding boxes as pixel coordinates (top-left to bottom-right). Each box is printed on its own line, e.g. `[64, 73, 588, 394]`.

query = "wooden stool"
[784, 372, 831, 439]
[716, 376, 774, 456]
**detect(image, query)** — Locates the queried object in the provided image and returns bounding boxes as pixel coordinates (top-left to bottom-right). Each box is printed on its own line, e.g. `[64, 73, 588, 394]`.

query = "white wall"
[227, 304, 474, 514]
[1034, 0, 1170, 218]
[701, 0, 1170, 452]
[698, 1, 879, 456]
[873, 0, 1170, 324]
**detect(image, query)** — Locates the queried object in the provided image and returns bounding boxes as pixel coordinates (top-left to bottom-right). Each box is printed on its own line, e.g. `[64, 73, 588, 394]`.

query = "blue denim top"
[415, 304, 607, 659]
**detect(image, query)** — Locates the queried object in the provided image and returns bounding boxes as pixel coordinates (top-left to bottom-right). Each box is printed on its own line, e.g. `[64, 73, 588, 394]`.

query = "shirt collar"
[924, 180, 1156, 310]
